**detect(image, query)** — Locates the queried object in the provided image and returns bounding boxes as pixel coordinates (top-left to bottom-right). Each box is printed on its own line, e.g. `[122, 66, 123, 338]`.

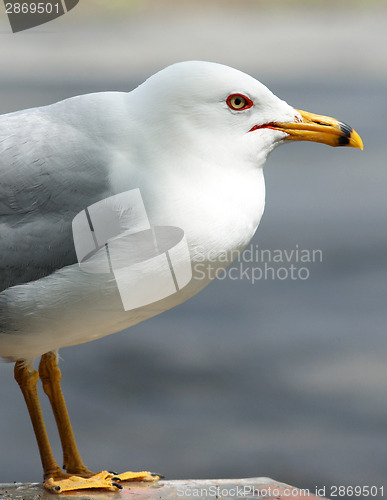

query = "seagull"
[0, 61, 363, 493]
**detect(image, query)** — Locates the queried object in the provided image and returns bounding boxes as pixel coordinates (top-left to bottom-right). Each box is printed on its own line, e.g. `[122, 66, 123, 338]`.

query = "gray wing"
[0, 96, 115, 292]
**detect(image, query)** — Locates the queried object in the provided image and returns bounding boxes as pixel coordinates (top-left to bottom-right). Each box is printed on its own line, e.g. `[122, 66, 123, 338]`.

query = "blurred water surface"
[0, 3, 386, 498]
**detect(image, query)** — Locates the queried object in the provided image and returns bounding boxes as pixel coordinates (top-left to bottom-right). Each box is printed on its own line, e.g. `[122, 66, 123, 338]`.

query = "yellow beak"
[274, 109, 363, 150]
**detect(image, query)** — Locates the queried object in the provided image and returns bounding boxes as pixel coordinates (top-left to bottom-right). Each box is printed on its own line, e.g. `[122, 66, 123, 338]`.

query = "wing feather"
[0, 95, 120, 291]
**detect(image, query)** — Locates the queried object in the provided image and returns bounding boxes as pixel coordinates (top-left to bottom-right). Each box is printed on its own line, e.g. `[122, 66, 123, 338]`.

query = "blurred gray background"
[0, 1, 386, 498]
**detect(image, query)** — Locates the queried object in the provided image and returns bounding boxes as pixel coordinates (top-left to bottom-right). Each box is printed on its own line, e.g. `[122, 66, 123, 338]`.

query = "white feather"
[0, 61, 299, 363]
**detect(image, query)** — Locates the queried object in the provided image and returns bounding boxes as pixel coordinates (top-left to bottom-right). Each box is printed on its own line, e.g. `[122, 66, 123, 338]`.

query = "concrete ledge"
[0, 478, 327, 500]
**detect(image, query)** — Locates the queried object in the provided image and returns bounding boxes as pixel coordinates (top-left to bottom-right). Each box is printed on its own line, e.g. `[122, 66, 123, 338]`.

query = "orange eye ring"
[227, 94, 253, 111]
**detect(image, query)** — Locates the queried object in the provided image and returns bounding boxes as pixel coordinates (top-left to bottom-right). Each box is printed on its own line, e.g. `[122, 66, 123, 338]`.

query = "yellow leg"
[36, 351, 159, 493]
[38, 352, 90, 476]
[14, 361, 62, 480]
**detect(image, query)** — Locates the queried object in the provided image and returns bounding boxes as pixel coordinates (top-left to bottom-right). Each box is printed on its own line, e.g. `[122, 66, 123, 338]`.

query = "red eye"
[227, 94, 253, 111]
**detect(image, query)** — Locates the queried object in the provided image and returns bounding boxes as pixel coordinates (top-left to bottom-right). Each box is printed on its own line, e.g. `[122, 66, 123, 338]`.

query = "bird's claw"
[112, 470, 161, 482]
[44, 470, 160, 493]
[151, 472, 165, 479]
[44, 471, 118, 493]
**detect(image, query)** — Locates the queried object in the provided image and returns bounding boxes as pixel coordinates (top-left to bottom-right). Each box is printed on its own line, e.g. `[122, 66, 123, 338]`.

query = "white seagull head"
[130, 61, 363, 169]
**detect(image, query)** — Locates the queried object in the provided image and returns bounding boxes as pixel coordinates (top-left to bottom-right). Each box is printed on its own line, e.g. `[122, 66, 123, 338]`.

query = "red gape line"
[249, 123, 278, 132]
